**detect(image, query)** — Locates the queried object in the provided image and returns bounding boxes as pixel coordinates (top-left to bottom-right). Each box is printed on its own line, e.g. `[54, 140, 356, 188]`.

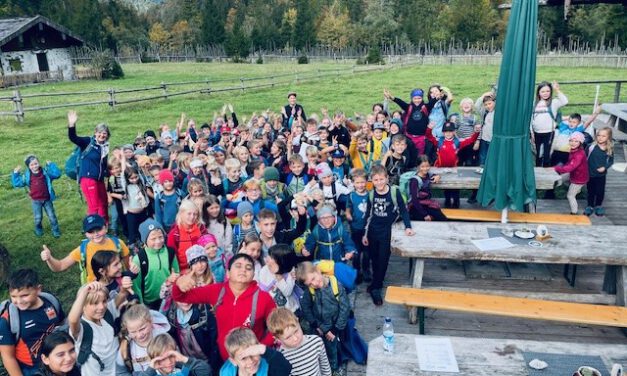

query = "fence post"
[108, 88, 116, 109]
[206, 80, 211, 95]
[614, 82, 622, 103]
[13, 89, 24, 122]
[271, 76, 275, 88]
[161, 82, 168, 99]
[240, 78, 245, 93]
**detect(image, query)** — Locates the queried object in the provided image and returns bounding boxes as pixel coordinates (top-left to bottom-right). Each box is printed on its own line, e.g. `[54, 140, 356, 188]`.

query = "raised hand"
[67, 110, 78, 127]
[41, 245, 52, 261]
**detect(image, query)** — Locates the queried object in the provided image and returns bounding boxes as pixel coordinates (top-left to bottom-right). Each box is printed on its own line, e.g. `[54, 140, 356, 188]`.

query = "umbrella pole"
[501, 208, 509, 224]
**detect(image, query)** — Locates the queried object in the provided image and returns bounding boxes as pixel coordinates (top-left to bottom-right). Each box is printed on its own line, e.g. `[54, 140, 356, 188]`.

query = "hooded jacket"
[171, 281, 276, 360]
[12, 162, 61, 201]
[554, 147, 589, 185]
[68, 127, 108, 182]
[304, 218, 356, 262]
[300, 277, 351, 335]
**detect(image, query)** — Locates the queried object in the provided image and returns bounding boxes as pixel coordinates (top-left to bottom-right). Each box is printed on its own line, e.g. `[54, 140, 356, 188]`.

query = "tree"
[149, 22, 170, 49]
[317, 1, 353, 49]
[441, 0, 499, 45]
[170, 20, 193, 49]
[200, 0, 228, 45]
[361, 0, 405, 47]
[292, 0, 316, 50]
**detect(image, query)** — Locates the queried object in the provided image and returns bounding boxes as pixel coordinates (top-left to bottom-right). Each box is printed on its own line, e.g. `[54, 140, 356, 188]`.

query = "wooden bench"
[385, 286, 627, 334]
[441, 208, 591, 225]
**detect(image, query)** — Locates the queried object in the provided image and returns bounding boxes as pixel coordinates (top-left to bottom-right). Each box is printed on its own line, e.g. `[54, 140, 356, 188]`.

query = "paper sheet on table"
[471, 237, 515, 251]
[415, 337, 459, 373]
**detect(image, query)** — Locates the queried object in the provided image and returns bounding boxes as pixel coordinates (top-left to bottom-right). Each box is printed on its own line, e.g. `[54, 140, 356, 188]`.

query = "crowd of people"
[4, 83, 615, 376]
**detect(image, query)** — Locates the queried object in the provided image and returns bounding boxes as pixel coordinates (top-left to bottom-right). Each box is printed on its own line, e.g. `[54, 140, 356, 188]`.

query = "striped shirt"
[280, 335, 331, 376]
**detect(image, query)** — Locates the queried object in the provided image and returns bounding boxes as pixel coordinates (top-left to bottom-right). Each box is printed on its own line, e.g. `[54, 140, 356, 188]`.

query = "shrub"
[297, 55, 309, 64]
[256, 55, 263, 64]
[366, 47, 384, 65]
[91, 51, 124, 79]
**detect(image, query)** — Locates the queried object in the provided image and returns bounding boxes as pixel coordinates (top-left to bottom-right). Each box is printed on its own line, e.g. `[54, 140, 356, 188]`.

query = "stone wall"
[0, 48, 75, 79]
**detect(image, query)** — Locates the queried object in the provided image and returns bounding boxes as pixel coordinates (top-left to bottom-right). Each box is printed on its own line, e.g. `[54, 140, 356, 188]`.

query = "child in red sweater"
[425, 121, 479, 208]
[554, 132, 589, 214]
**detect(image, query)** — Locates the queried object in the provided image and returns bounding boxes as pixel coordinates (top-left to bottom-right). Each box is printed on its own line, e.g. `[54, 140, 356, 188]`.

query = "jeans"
[479, 140, 491, 166]
[323, 335, 341, 371]
[534, 131, 554, 167]
[587, 176, 606, 207]
[368, 230, 392, 291]
[32, 199, 60, 235]
[350, 228, 370, 274]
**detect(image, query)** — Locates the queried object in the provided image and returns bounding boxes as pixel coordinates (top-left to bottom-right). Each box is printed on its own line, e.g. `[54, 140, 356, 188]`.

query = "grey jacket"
[300, 277, 351, 334]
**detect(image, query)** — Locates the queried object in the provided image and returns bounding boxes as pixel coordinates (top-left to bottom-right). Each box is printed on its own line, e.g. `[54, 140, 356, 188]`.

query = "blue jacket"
[305, 218, 356, 262]
[12, 162, 61, 201]
[68, 127, 108, 181]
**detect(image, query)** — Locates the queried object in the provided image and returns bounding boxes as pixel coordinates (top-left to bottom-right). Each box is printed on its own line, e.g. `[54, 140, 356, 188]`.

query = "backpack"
[311, 224, 344, 261]
[76, 310, 117, 372]
[437, 137, 460, 151]
[286, 173, 309, 192]
[399, 171, 423, 201]
[79, 236, 122, 285]
[136, 247, 176, 300]
[64, 138, 95, 180]
[214, 285, 259, 328]
[547, 105, 563, 127]
[0, 293, 65, 342]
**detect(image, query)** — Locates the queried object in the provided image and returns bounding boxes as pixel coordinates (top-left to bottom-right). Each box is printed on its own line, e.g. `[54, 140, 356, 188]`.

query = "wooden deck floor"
[347, 143, 627, 375]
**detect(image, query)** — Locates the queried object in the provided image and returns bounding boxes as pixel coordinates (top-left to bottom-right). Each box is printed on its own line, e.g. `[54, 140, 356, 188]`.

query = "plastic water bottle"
[382, 317, 394, 353]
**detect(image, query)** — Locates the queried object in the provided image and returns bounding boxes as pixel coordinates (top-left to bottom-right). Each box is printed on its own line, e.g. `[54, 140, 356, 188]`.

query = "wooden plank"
[385, 287, 627, 328]
[441, 208, 592, 225]
[392, 222, 627, 265]
[429, 166, 561, 190]
[432, 286, 617, 305]
[366, 334, 627, 376]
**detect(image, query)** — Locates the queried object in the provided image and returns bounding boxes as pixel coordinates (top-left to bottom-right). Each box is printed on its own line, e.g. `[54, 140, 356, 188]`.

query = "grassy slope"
[0, 62, 624, 304]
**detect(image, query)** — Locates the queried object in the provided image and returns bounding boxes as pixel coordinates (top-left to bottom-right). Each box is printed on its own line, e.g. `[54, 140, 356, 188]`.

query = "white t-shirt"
[72, 301, 120, 376]
[115, 311, 171, 373]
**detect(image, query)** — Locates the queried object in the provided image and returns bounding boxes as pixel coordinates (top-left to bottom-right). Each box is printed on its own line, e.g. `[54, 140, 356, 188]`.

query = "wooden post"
[161, 82, 168, 99]
[614, 81, 622, 103]
[240, 78, 245, 93]
[13, 89, 24, 122]
[108, 88, 116, 109]
[206, 80, 211, 95]
[271, 76, 275, 88]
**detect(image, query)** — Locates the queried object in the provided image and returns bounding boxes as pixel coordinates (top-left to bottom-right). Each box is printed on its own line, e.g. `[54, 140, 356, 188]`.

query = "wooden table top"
[429, 166, 561, 190]
[367, 334, 627, 376]
[391, 222, 627, 265]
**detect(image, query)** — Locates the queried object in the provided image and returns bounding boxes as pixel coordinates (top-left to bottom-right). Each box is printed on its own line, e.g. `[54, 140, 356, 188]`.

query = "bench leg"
[563, 264, 577, 287]
[603, 265, 617, 294]
[408, 259, 425, 325]
[616, 266, 627, 307]
[418, 307, 425, 335]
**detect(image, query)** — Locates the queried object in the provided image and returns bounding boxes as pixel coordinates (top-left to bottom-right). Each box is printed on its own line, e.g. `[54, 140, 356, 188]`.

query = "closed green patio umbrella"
[477, 0, 538, 217]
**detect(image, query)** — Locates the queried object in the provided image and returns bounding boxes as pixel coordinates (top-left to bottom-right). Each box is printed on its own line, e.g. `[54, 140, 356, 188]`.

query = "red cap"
[158, 169, 174, 184]
[221, 126, 232, 134]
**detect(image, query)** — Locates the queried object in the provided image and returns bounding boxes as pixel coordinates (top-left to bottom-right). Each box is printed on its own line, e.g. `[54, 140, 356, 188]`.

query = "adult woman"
[172, 253, 276, 361]
[68, 110, 111, 222]
[34, 332, 81, 376]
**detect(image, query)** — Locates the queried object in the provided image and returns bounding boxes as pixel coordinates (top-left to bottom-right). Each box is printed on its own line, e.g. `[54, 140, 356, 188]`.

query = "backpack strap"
[189, 305, 209, 330]
[137, 249, 149, 300]
[249, 289, 259, 329]
[77, 320, 105, 371]
[214, 285, 227, 311]
[329, 275, 340, 299]
[79, 239, 90, 284]
[167, 247, 176, 271]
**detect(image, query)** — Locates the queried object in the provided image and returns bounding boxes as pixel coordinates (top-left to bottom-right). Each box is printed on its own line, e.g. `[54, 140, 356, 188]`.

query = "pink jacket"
[554, 147, 589, 184]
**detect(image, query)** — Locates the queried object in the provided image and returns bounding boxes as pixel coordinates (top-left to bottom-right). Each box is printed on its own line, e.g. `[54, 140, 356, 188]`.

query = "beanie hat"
[316, 162, 333, 178]
[186, 245, 208, 266]
[24, 154, 37, 166]
[122, 144, 134, 152]
[373, 122, 385, 131]
[287, 92, 297, 98]
[134, 149, 147, 156]
[220, 126, 232, 134]
[196, 233, 217, 248]
[237, 201, 254, 219]
[139, 218, 165, 244]
[331, 149, 345, 159]
[569, 131, 585, 144]
[390, 118, 403, 131]
[442, 122, 456, 133]
[213, 145, 226, 155]
[136, 155, 151, 168]
[161, 131, 173, 141]
[144, 130, 157, 139]
[158, 169, 174, 184]
[411, 89, 424, 99]
[263, 167, 280, 182]
[316, 204, 336, 219]
[189, 158, 204, 169]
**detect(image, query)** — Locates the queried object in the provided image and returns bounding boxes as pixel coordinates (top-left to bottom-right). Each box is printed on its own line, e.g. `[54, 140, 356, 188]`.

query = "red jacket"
[554, 147, 589, 184]
[426, 128, 479, 167]
[172, 281, 276, 360]
[167, 223, 207, 271]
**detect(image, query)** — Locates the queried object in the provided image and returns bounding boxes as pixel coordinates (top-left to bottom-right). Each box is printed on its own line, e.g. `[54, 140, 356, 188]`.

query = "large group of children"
[4, 83, 615, 376]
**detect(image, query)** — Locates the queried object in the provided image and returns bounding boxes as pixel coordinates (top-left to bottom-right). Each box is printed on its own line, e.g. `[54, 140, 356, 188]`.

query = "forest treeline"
[1, 0, 626, 57]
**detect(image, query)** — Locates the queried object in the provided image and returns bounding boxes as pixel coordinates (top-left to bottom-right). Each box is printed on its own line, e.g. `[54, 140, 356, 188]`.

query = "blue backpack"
[65, 138, 94, 180]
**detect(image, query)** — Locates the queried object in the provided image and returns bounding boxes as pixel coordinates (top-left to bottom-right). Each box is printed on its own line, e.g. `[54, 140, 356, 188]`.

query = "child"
[144, 333, 210, 376]
[197, 234, 228, 283]
[531, 81, 568, 167]
[90, 251, 136, 305]
[585, 127, 614, 216]
[303, 204, 356, 263]
[427, 84, 453, 138]
[236, 180, 279, 217]
[68, 282, 121, 375]
[260, 167, 286, 202]
[133, 219, 180, 310]
[40, 214, 130, 284]
[348, 132, 373, 173]
[166, 200, 208, 272]
[184, 158, 209, 193]
[122, 166, 150, 248]
[248, 139, 267, 165]
[296, 262, 350, 375]
[154, 169, 181, 233]
[238, 233, 264, 282]
[384, 88, 436, 155]
[329, 149, 350, 186]
[257, 207, 307, 259]
[381, 134, 408, 186]
[363, 165, 414, 305]
[554, 132, 589, 215]
[369, 122, 389, 162]
[346, 169, 371, 284]
[36, 332, 81, 376]
[454, 98, 481, 167]
[285, 154, 310, 196]
[202, 195, 233, 253]
[306, 163, 351, 210]
[0, 269, 66, 375]
[269, 140, 288, 173]
[12, 154, 61, 238]
[186, 245, 215, 287]
[117, 304, 171, 374]
[106, 157, 128, 237]
[232, 201, 257, 254]
[233, 146, 250, 179]
[221, 327, 292, 376]
[217, 158, 245, 201]
[551, 107, 601, 166]
[258, 244, 299, 312]
[408, 155, 447, 221]
[426, 121, 479, 208]
[475, 92, 496, 167]
[185, 178, 207, 211]
[266, 308, 331, 376]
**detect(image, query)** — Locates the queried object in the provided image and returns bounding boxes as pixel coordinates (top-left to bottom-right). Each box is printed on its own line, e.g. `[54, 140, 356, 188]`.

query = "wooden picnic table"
[367, 334, 627, 376]
[429, 166, 561, 190]
[391, 222, 627, 322]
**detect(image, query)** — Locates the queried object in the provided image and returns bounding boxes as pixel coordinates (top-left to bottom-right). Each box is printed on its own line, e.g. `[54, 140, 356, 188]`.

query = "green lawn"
[0, 62, 624, 305]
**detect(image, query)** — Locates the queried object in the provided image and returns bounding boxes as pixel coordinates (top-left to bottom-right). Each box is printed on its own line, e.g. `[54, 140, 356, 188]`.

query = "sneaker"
[52, 231, 61, 238]
[583, 207, 593, 216]
[595, 207, 605, 216]
[34, 228, 43, 237]
[370, 289, 383, 306]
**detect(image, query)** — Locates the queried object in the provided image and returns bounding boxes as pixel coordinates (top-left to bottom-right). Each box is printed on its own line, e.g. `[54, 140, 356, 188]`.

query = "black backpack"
[76, 310, 118, 372]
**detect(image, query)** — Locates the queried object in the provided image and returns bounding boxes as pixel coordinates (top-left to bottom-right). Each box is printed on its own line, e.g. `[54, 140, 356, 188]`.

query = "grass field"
[0, 61, 624, 305]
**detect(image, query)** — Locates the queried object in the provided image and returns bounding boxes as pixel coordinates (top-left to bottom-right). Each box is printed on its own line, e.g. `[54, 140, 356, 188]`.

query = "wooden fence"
[0, 70, 64, 89]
